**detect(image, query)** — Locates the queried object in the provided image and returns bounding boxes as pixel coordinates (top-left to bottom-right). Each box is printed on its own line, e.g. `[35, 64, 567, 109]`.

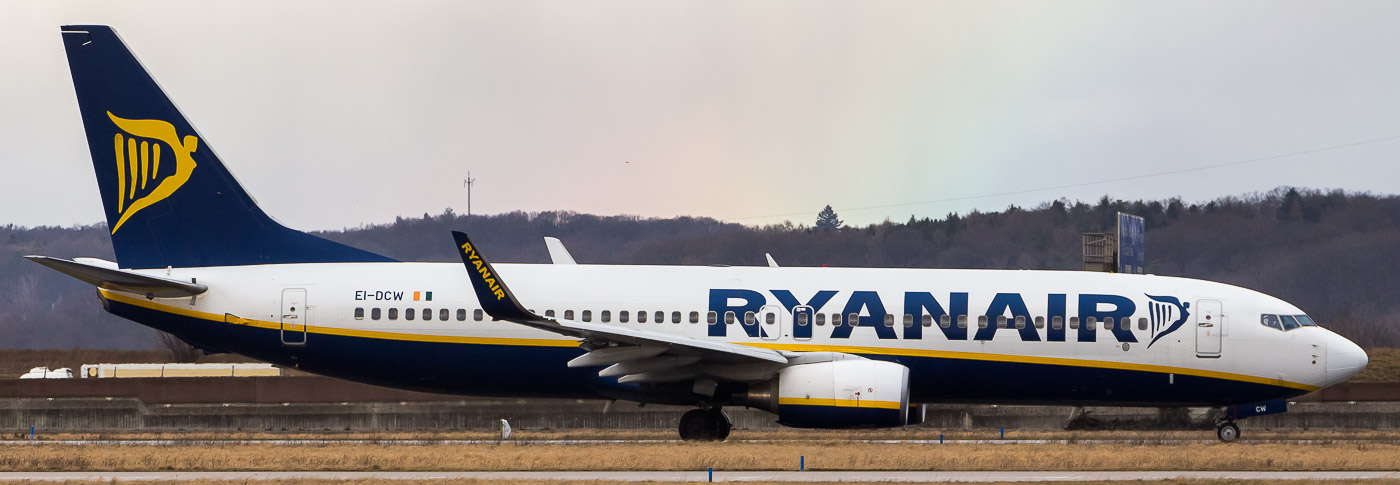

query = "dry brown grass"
[19, 481, 1400, 485]
[23, 428, 1400, 442]
[1, 442, 1398, 472]
[12, 481, 1400, 485]
[1354, 348, 1400, 382]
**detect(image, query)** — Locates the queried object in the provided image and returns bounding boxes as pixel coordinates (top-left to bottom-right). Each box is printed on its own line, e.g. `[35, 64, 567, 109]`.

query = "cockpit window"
[1280, 315, 1302, 331]
[1261, 314, 1318, 331]
[1261, 314, 1283, 330]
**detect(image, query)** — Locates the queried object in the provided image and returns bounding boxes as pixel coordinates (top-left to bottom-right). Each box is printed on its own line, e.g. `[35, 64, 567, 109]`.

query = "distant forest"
[2, 187, 1397, 349]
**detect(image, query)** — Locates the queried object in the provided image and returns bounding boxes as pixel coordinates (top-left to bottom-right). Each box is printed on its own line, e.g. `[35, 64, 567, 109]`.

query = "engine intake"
[737, 359, 910, 428]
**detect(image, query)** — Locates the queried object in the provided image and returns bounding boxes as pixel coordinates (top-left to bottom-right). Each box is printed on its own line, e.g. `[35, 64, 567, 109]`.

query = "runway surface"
[3, 471, 1400, 482]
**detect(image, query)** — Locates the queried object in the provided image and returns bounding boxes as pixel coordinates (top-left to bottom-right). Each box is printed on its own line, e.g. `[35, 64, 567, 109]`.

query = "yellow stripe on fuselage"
[744, 342, 1319, 392]
[98, 290, 579, 348]
[98, 290, 1318, 392]
[778, 397, 903, 410]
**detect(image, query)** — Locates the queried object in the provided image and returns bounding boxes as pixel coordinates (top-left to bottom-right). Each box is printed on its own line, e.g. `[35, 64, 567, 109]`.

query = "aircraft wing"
[451, 232, 788, 384]
[25, 255, 207, 298]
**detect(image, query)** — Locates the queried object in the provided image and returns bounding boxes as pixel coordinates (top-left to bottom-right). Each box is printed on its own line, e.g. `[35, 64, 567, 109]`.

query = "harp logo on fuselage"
[107, 112, 199, 234]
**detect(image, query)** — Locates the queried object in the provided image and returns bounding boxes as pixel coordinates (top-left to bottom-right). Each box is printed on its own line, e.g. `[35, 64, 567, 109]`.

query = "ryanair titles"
[708, 289, 1192, 344]
[460, 241, 506, 300]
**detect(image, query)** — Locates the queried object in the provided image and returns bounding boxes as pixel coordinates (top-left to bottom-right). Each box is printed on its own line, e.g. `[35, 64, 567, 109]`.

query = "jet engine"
[736, 359, 910, 428]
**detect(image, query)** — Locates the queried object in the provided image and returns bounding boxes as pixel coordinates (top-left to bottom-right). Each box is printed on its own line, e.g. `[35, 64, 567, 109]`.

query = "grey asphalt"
[2, 471, 1399, 481]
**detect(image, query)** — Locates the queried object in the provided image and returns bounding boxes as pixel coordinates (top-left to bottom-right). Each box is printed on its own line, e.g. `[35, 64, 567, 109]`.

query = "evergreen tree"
[816, 205, 843, 230]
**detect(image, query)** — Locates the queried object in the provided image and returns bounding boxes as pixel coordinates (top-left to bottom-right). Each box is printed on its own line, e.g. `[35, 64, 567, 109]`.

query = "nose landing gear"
[678, 408, 731, 441]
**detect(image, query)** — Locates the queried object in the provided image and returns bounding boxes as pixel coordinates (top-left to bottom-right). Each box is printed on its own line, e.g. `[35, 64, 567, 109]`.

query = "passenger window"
[884, 314, 895, 327]
[563, 310, 574, 320]
[725, 311, 735, 325]
[924, 314, 935, 328]
[619, 311, 630, 323]
[797, 313, 809, 326]
[939, 314, 949, 328]
[439, 309, 449, 321]
[1052, 316, 1063, 330]
[545, 309, 555, 318]
[582, 310, 593, 322]
[1138, 317, 1147, 330]
[832, 314, 842, 326]
[816, 313, 826, 326]
[978, 315, 988, 328]
[1103, 316, 1112, 329]
[406, 308, 416, 321]
[997, 315, 1008, 328]
[657, 311, 666, 323]
[744, 312, 756, 325]
[1280, 315, 1302, 331]
[601, 310, 611, 323]
[371, 308, 382, 320]
[1015, 315, 1025, 329]
[422, 308, 432, 321]
[637, 311, 646, 323]
[958, 315, 968, 328]
[388, 308, 399, 320]
[904, 314, 914, 328]
[1034, 316, 1044, 329]
[1086, 317, 1097, 330]
[765, 313, 776, 325]
[848, 313, 860, 327]
[1069, 316, 1079, 329]
[474, 309, 484, 321]
[457, 309, 467, 321]
[354, 308, 364, 320]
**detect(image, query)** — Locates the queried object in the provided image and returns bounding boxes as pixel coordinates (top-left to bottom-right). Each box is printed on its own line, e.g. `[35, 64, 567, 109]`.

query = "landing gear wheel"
[678, 408, 732, 441]
[1216, 422, 1240, 443]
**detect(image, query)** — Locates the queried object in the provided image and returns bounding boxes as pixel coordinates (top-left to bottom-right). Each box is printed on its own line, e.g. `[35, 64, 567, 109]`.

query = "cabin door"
[1195, 299, 1221, 357]
[792, 306, 815, 341]
[281, 288, 308, 345]
[759, 304, 783, 341]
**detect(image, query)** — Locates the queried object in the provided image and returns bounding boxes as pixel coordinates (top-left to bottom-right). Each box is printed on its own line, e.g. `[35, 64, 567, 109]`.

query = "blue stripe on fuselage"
[104, 298, 1304, 407]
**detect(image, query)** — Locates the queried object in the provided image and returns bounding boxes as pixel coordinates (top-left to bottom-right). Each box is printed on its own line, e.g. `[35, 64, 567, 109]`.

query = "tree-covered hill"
[3, 187, 1397, 349]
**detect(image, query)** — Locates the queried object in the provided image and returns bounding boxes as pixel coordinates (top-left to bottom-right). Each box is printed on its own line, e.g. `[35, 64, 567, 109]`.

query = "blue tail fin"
[60, 26, 394, 268]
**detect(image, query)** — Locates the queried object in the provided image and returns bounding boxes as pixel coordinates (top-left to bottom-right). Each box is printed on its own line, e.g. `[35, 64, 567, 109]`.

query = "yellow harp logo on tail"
[107, 112, 199, 234]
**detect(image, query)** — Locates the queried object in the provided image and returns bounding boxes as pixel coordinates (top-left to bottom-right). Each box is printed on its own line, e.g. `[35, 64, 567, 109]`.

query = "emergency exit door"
[1195, 299, 1221, 357]
[281, 288, 308, 345]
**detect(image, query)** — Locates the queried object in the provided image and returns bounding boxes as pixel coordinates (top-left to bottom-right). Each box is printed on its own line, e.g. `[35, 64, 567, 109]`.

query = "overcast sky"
[4, 1, 1400, 230]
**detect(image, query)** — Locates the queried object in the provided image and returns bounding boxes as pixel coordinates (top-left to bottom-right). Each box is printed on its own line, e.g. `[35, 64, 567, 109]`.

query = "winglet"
[765, 253, 779, 268]
[544, 237, 578, 264]
[452, 232, 536, 322]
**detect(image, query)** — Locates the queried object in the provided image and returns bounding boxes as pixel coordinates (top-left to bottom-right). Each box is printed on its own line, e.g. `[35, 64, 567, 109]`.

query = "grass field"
[15, 481, 1400, 485]
[2, 441, 1399, 472]
[13, 429, 1400, 442]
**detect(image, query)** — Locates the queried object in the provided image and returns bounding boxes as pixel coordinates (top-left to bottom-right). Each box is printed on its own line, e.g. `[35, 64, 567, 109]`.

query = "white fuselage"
[99, 262, 1366, 406]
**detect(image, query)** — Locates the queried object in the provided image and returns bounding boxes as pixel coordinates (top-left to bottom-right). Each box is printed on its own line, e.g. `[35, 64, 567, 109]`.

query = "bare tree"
[157, 332, 200, 363]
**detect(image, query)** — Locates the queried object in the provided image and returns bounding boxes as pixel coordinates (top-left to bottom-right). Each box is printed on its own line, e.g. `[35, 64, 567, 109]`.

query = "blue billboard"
[1118, 213, 1145, 274]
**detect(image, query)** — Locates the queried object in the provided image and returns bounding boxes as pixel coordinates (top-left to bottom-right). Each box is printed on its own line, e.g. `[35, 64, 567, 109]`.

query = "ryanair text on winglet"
[461, 242, 506, 300]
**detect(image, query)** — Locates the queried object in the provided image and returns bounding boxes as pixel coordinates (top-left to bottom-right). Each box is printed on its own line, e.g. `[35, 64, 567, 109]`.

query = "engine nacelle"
[738, 359, 910, 428]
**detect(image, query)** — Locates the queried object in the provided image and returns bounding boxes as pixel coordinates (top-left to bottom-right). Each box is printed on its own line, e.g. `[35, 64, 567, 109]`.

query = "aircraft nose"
[1325, 331, 1368, 385]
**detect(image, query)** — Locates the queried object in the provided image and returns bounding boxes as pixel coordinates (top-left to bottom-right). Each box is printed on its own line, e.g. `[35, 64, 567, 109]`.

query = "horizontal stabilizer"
[25, 255, 207, 298]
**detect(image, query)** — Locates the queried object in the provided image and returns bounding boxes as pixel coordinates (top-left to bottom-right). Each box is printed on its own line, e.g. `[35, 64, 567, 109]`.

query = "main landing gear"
[678, 408, 732, 441]
[1215, 420, 1240, 443]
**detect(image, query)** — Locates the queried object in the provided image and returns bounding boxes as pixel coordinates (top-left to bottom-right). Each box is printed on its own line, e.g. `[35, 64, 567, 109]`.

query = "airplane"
[33, 25, 1367, 442]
